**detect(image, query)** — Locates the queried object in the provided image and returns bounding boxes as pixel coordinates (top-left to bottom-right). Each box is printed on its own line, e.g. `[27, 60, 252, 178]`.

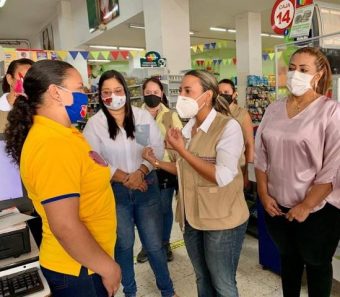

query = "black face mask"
[220, 94, 234, 104]
[144, 94, 162, 108]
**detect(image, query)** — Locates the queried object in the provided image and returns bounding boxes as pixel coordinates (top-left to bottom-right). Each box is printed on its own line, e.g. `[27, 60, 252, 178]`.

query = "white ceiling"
[1, 0, 340, 50]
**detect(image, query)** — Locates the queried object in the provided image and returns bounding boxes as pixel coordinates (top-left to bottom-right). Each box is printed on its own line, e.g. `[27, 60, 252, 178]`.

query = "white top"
[182, 108, 244, 187]
[0, 93, 11, 111]
[83, 106, 164, 177]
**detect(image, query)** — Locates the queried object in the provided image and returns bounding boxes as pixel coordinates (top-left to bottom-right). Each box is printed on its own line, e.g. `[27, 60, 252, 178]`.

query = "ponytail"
[4, 96, 37, 164]
[215, 95, 232, 116]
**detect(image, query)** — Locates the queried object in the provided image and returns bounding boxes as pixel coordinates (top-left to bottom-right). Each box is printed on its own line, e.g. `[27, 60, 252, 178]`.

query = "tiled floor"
[115, 218, 340, 297]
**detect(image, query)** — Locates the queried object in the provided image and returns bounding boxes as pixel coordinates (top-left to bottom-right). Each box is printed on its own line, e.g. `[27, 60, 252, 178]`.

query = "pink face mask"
[13, 73, 24, 94]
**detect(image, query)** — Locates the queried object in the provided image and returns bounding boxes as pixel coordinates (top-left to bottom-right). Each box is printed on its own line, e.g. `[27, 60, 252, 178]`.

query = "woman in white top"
[83, 70, 177, 297]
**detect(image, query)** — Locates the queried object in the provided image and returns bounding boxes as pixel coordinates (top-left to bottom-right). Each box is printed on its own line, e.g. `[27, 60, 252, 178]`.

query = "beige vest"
[230, 104, 248, 126]
[176, 113, 249, 231]
[0, 111, 9, 133]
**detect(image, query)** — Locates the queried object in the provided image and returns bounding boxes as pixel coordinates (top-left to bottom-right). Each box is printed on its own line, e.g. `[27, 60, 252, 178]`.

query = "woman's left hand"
[286, 203, 312, 222]
[166, 128, 185, 154]
[123, 171, 147, 191]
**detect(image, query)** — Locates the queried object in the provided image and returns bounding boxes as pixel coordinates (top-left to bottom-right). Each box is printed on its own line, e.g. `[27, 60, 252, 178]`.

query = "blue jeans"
[184, 221, 248, 297]
[41, 266, 107, 297]
[112, 171, 174, 297]
[160, 187, 175, 243]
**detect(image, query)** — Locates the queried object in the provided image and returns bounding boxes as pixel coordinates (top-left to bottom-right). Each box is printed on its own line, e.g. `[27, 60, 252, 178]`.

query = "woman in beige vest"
[218, 79, 254, 187]
[143, 70, 249, 297]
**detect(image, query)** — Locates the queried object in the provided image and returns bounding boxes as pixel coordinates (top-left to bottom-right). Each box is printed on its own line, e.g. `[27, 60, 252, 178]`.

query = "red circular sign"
[271, 0, 295, 35]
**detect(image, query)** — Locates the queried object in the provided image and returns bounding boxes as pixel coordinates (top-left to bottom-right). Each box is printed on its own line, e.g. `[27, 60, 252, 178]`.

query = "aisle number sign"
[271, 0, 295, 35]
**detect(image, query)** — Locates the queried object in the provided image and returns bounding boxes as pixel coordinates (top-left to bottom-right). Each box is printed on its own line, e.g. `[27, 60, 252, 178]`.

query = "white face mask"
[102, 95, 126, 110]
[286, 70, 314, 96]
[176, 92, 205, 119]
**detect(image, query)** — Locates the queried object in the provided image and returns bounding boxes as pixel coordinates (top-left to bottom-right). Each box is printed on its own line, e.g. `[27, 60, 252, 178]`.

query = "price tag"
[271, 0, 295, 35]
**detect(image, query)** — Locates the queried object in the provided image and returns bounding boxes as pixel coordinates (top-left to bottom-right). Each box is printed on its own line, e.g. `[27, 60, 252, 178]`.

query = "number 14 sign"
[271, 0, 295, 35]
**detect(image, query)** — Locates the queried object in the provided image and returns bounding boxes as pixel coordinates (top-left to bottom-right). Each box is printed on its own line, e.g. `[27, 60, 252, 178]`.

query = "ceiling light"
[228, 29, 236, 33]
[0, 0, 6, 8]
[270, 34, 284, 39]
[88, 59, 112, 63]
[261, 33, 270, 37]
[119, 47, 144, 51]
[89, 45, 118, 50]
[210, 27, 227, 32]
[190, 31, 194, 35]
[129, 24, 145, 30]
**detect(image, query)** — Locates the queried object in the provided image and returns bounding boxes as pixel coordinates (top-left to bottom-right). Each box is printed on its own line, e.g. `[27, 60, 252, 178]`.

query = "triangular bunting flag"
[101, 51, 110, 59]
[210, 42, 217, 49]
[198, 44, 204, 52]
[129, 50, 138, 58]
[268, 53, 275, 60]
[227, 58, 232, 65]
[232, 57, 237, 65]
[222, 59, 227, 65]
[204, 43, 210, 50]
[213, 59, 218, 65]
[79, 51, 89, 60]
[120, 51, 129, 60]
[218, 59, 222, 65]
[216, 41, 222, 49]
[192, 46, 198, 53]
[262, 53, 269, 61]
[56, 51, 68, 61]
[69, 51, 79, 60]
[111, 51, 120, 60]
[90, 51, 100, 60]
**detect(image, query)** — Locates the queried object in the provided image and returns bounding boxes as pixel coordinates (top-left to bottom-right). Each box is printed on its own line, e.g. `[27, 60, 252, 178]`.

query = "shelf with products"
[246, 75, 276, 126]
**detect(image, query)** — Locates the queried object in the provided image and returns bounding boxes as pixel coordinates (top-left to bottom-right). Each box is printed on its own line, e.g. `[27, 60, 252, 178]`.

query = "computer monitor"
[0, 133, 33, 213]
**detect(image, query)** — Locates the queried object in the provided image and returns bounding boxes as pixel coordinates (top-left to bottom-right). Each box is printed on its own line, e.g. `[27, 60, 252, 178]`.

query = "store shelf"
[127, 84, 142, 88]
[130, 96, 142, 100]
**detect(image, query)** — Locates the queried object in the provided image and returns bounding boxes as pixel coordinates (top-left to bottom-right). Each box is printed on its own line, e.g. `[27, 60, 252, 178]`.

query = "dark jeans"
[41, 266, 107, 297]
[265, 203, 340, 297]
[112, 171, 174, 297]
[160, 187, 175, 244]
[184, 221, 248, 297]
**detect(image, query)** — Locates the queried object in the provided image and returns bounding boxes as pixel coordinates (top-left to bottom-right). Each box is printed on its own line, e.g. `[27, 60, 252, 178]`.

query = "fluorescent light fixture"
[270, 34, 284, 39]
[129, 24, 145, 30]
[210, 27, 227, 32]
[0, 0, 6, 8]
[228, 29, 236, 33]
[119, 46, 144, 51]
[88, 59, 112, 63]
[261, 33, 270, 37]
[89, 45, 118, 50]
[190, 31, 194, 35]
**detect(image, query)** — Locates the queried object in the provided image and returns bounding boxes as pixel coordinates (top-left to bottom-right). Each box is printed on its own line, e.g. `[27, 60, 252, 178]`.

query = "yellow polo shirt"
[20, 115, 116, 276]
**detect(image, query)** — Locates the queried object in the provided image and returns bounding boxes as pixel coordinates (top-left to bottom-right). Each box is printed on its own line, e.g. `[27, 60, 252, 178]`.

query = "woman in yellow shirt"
[4, 60, 121, 297]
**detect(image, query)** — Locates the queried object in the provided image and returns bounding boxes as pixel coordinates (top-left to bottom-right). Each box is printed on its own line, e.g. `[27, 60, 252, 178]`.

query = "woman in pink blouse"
[255, 47, 340, 297]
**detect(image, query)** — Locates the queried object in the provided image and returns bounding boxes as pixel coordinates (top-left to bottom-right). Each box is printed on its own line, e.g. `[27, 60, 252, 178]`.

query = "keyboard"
[0, 267, 44, 297]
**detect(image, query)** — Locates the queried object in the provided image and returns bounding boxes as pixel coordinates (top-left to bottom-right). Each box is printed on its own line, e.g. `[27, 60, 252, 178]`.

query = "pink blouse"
[255, 96, 340, 211]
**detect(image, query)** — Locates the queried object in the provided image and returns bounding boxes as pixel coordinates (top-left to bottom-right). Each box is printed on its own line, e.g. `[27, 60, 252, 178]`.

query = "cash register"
[0, 133, 50, 296]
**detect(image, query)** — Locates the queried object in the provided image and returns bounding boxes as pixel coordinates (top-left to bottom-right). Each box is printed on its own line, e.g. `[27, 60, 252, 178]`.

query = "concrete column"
[235, 12, 262, 107]
[143, 0, 191, 74]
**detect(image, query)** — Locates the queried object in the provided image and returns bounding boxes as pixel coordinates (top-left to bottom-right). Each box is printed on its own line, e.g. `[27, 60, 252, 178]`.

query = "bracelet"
[154, 159, 160, 169]
[137, 168, 146, 177]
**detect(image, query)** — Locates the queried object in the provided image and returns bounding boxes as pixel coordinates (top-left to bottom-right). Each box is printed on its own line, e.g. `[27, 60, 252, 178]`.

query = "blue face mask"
[58, 86, 88, 123]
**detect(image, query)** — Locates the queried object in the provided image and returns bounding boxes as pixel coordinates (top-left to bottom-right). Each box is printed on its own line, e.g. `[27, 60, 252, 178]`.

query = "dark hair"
[218, 78, 236, 93]
[98, 70, 135, 140]
[5, 60, 74, 164]
[290, 47, 332, 95]
[2, 58, 34, 93]
[142, 77, 169, 107]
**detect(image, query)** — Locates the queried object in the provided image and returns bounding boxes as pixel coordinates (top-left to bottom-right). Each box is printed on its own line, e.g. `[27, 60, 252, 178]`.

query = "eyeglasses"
[101, 89, 125, 98]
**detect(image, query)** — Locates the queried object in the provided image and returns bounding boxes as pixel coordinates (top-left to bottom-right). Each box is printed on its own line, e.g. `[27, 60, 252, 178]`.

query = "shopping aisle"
[115, 215, 340, 297]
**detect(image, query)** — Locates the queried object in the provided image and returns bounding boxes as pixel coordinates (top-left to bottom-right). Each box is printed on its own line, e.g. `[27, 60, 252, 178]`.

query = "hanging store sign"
[140, 51, 167, 67]
[271, 0, 295, 35]
[289, 4, 314, 38]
